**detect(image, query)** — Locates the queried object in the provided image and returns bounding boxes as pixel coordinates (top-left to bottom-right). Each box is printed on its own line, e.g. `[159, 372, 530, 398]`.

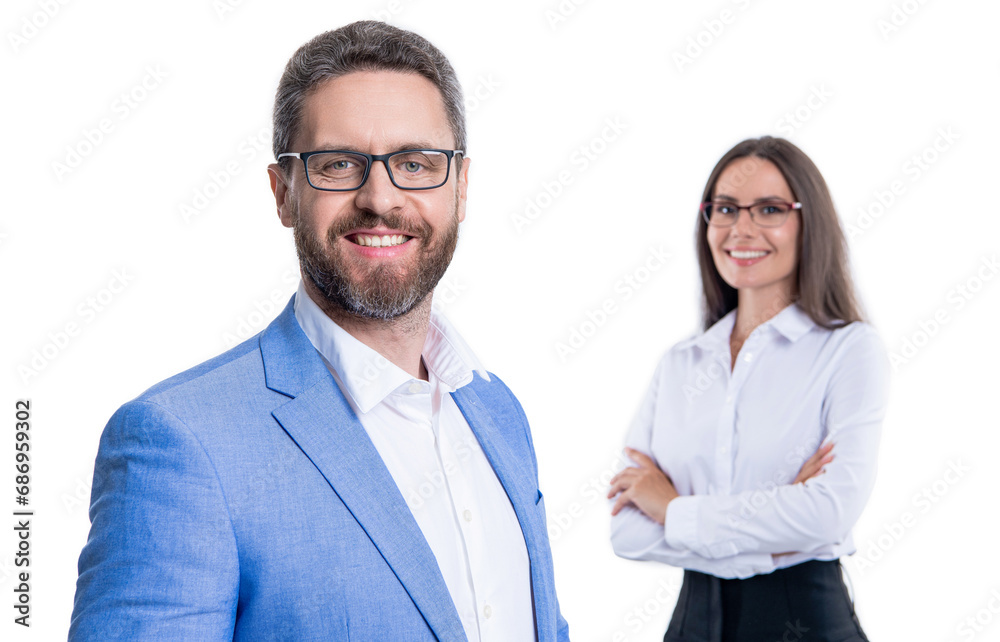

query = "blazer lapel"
[260, 298, 467, 641]
[451, 384, 539, 520]
[451, 383, 555, 637]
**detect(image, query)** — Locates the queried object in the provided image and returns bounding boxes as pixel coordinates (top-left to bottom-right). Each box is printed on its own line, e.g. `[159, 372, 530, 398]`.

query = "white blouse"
[610, 303, 890, 579]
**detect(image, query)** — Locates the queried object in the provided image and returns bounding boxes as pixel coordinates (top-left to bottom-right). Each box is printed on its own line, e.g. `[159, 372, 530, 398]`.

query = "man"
[71, 21, 569, 641]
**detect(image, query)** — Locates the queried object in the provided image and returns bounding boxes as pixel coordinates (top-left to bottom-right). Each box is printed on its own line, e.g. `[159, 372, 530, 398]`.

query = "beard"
[293, 204, 459, 320]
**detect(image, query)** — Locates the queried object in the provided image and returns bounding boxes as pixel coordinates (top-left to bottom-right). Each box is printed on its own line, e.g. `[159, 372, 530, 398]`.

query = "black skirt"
[664, 559, 868, 642]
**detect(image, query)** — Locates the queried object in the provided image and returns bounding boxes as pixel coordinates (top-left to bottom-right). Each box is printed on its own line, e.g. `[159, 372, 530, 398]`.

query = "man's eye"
[317, 157, 357, 172]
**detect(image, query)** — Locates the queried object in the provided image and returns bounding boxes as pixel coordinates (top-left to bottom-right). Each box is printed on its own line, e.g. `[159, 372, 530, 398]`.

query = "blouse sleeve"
[609, 358, 710, 566]
[663, 325, 890, 559]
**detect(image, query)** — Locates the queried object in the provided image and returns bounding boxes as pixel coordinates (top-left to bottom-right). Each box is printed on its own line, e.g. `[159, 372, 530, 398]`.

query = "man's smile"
[348, 233, 413, 247]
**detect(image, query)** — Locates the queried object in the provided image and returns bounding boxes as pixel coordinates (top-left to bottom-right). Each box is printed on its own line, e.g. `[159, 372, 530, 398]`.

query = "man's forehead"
[295, 71, 454, 151]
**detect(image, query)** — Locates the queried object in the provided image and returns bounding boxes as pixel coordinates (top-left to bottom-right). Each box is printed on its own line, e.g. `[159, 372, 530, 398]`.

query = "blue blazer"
[71, 297, 569, 641]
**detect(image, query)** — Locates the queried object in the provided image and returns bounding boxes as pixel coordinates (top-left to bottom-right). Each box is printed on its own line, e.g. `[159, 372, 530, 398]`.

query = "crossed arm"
[608, 442, 835, 525]
[608, 328, 888, 566]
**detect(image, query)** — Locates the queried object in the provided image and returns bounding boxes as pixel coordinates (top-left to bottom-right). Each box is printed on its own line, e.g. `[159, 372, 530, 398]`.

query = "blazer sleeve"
[70, 400, 240, 641]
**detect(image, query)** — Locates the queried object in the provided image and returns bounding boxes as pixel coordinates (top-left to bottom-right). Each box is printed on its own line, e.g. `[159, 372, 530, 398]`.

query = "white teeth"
[353, 234, 409, 247]
[730, 250, 768, 259]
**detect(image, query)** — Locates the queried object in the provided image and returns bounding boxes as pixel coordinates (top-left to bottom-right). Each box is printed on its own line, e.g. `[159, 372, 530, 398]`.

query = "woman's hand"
[607, 448, 679, 525]
[793, 442, 835, 484]
[771, 443, 837, 558]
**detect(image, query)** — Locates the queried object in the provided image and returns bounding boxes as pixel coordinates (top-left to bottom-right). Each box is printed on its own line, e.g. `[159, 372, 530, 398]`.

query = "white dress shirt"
[294, 282, 535, 641]
[611, 303, 890, 579]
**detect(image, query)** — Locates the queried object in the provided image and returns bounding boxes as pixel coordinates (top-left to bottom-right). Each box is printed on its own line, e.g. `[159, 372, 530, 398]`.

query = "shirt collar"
[767, 302, 817, 342]
[292, 280, 490, 414]
[683, 308, 736, 353]
[684, 302, 816, 352]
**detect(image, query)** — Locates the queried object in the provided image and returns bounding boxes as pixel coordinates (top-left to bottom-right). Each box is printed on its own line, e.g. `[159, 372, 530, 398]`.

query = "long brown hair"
[696, 136, 863, 330]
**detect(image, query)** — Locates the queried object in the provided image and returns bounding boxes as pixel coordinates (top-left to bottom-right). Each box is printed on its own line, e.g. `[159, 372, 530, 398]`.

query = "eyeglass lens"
[704, 201, 794, 227]
[305, 151, 451, 190]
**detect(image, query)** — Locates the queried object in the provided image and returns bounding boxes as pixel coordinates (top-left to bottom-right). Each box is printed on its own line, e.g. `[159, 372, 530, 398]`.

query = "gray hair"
[272, 21, 466, 169]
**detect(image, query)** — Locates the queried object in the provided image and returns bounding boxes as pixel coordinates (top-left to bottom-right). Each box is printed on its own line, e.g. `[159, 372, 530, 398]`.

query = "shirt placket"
[436, 400, 495, 640]
[714, 329, 766, 494]
[406, 380, 482, 640]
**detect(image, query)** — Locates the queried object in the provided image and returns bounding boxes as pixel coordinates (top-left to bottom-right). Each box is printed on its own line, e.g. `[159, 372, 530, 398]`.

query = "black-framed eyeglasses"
[699, 200, 802, 228]
[276, 149, 464, 191]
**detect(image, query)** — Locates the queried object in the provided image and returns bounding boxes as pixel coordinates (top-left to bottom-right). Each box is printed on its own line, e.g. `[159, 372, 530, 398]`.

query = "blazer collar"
[260, 296, 330, 399]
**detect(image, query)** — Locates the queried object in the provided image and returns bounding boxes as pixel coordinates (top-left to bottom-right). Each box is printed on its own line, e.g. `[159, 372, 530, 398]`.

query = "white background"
[3, 0, 999, 640]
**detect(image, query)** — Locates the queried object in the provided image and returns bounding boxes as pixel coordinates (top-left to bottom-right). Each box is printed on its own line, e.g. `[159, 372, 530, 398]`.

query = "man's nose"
[353, 160, 406, 214]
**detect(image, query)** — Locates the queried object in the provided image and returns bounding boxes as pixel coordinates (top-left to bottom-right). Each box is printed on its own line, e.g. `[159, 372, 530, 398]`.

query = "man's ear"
[455, 156, 470, 223]
[268, 163, 294, 228]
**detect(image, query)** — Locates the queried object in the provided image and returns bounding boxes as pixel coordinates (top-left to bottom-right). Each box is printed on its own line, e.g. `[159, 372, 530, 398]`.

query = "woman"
[608, 136, 889, 641]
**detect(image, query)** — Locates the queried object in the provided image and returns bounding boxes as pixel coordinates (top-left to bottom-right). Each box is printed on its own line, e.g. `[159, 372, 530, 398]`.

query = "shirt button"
[463, 509, 473, 522]
[483, 604, 493, 619]
[725, 394, 733, 403]
[744, 352, 753, 362]
[408, 382, 422, 393]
